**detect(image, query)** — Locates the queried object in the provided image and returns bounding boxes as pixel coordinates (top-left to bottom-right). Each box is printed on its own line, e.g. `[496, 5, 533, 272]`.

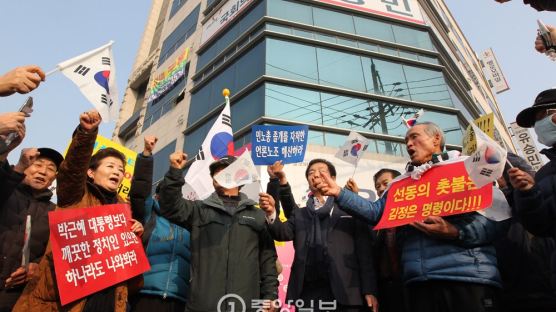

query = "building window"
[143, 74, 187, 131]
[266, 38, 453, 107]
[159, 4, 200, 64]
[189, 41, 265, 125]
[264, 83, 463, 146]
[169, 0, 187, 19]
[196, 0, 265, 71]
[267, 0, 435, 52]
[153, 140, 177, 184]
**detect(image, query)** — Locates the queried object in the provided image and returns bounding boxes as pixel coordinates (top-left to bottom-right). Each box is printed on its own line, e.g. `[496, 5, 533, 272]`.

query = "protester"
[0, 65, 45, 97]
[349, 169, 406, 312]
[0, 145, 63, 311]
[510, 89, 556, 289]
[129, 135, 191, 312]
[13, 110, 144, 312]
[494, 152, 556, 312]
[495, 0, 556, 11]
[316, 122, 506, 312]
[260, 159, 378, 312]
[157, 153, 278, 312]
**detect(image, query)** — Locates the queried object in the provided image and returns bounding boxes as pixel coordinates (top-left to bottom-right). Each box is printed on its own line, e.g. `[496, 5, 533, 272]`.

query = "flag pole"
[352, 159, 359, 178]
[45, 68, 58, 77]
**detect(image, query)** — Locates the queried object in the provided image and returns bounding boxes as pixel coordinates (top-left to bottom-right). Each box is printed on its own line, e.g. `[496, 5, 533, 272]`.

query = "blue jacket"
[141, 197, 191, 301]
[336, 188, 502, 288]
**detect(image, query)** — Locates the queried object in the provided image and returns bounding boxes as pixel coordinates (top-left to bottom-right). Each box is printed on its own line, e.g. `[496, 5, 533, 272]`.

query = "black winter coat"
[0, 161, 54, 290]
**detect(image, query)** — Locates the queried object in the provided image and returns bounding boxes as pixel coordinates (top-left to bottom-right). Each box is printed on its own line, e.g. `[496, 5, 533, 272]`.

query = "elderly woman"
[13, 110, 143, 312]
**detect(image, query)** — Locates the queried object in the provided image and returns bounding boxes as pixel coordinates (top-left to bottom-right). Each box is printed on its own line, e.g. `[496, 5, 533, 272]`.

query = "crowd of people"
[1, 10, 556, 312]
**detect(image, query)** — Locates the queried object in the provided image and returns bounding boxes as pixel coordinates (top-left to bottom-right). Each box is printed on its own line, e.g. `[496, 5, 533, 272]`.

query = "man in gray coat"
[158, 152, 278, 312]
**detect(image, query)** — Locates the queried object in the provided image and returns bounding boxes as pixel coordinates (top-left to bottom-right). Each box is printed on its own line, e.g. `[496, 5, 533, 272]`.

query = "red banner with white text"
[49, 204, 150, 305]
[374, 162, 493, 230]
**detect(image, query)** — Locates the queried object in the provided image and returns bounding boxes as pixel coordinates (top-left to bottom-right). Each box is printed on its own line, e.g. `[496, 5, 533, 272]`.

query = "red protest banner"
[374, 161, 493, 230]
[48, 204, 150, 306]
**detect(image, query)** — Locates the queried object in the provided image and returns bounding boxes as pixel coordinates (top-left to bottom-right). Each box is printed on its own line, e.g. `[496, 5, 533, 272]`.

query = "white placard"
[510, 122, 544, 172]
[481, 48, 510, 94]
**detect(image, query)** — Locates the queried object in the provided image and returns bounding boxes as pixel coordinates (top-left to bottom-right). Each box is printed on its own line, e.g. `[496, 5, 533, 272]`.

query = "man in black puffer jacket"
[0, 146, 63, 312]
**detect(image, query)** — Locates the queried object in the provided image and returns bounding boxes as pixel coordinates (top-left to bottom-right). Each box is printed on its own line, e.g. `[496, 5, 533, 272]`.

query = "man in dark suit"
[259, 158, 378, 311]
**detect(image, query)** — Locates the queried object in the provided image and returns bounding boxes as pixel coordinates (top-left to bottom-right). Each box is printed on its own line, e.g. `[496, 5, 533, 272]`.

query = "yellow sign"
[463, 113, 495, 155]
[65, 135, 137, 200]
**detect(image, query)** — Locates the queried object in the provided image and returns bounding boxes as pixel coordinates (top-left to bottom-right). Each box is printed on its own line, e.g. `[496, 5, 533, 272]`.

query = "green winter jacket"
[158, 167, 278, 312]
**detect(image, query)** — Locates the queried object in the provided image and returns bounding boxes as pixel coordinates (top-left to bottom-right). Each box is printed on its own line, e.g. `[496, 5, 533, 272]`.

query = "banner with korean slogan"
[145, 47, 190, 103]
[374, 161, 493, 230]
[63, 135, 137, 200]
[251, 125, 309, 165]
[463, 113, 495, 155]
[48, 204, 150, 306]
[214, 151, 259, 189]
[334, 131, 370, 166]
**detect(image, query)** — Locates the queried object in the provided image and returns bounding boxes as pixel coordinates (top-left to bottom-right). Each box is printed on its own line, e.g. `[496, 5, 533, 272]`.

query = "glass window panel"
[159, 5, 200, 64]
[392, 25, 434, 51]
[209, 65, 236, 112]
[293, 28, 314, 39]
[183, 115, 216, 157]
[169, 0, 187, 19]
[316, 48, 366, 92]
[239, 0, 265, 33]
[153, 140, 177, 184]
[362, 58, 408, 100]
[417, 54, 439, 64]
[315, 33, 337, 44]
[188, 82, 212, 125]
[267, 0, 313, 25]
[357, 42, 379, 52]
[265, 84, 322, 124]
[267, 24, 292, 34]
[235, 40, 265, 90]
[403, 65, 453, 106]
[266, 39, 318, 84]
[313, 7, 355, 33]
[398, 51, 419, 61]
[231, 86, 265, 131]
[336, 37, 357, 47]
[378, 46, 399, 57]
[354, 16, 395, 42]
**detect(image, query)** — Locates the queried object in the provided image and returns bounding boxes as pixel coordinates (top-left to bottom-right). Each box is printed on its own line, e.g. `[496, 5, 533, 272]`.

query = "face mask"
[534, 113, 556, 146]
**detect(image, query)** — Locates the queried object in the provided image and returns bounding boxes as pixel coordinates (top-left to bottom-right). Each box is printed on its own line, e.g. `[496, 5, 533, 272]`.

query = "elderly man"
[317, 122, 503, 312]
[0, 146, 63, 311]
[157, 153, 278, 312]
[259, 159, 378, 312]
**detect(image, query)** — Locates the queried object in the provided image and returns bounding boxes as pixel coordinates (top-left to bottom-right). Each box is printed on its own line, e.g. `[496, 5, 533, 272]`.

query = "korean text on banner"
[49, 204, 150, 306]
[314, 0, 425, 25]
[374, 162, 493, 230]
[251, 125, 309, 165]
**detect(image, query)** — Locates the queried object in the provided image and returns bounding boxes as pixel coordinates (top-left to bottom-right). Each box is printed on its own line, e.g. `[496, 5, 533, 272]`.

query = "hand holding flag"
[213, 150, 259, 189]
[48, 41, 119, 122]
[335, 131, 369, 166]
[463, 123, 507, 188]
